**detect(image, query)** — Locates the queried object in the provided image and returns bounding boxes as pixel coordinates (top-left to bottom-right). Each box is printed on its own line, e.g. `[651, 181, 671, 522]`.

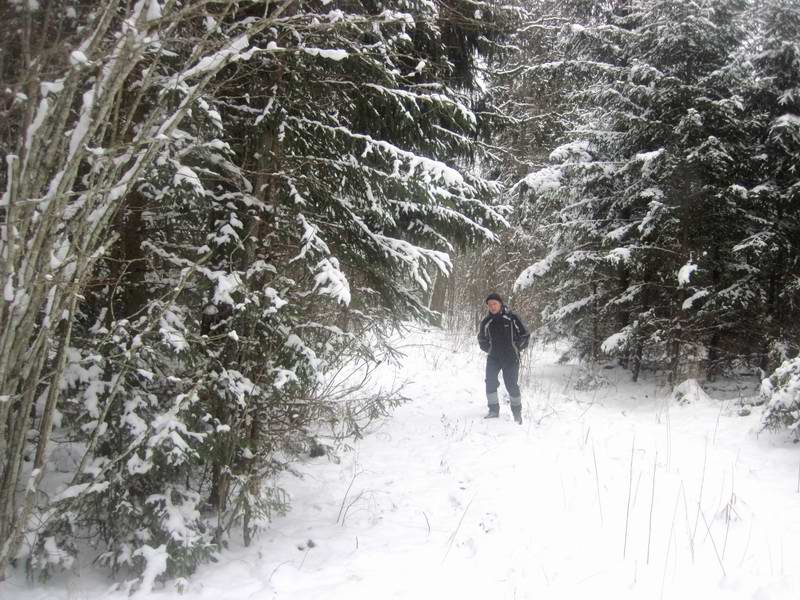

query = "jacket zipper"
[510, 315, 520, 361]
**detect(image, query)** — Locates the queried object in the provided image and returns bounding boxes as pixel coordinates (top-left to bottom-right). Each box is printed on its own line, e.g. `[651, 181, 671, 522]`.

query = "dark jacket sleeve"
[512, 313, 530, 351]
[477, 315, 491, 352]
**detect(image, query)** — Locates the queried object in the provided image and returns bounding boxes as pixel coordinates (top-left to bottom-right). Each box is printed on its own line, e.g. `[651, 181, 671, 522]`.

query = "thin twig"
[442, 493, 475, 564]
[737, 520, 754, 568]
[592, 441, 603, 525]
[336, 469, 361, 524]
[722, 463, 735, 560]
[660, 483, 683, 600]
[647, 451, 658, 564]
[700, 510, 727, 577]
[623, 436, 635, 558]
[691, 438, 709, 546]
[682, 483, 695, 562]
[340, 490, 366, 526]
[298, 547, 312, 569]
[267, 560, 292, 583]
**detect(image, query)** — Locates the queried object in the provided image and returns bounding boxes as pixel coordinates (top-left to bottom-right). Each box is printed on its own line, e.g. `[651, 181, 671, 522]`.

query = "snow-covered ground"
[4, 327, 799, 600]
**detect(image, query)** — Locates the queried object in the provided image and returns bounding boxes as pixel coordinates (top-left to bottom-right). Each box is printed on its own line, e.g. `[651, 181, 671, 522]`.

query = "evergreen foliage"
[761, 356, 800, 439]
[750, 0, 800, 435]
[0, 0, 516, 587]
[499, 0, 800, 432]
[511, 0, 800, 383]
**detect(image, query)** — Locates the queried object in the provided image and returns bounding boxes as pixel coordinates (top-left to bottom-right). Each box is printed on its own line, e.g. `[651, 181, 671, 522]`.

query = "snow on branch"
[630, 148, 664, 178]
[518, 166, 562, 194]
[293, 214, 332, 262]
[313, 257, 351, 305]
[132, 544, 168, 597]
[682, 289, 709, 310]
[549, 140, 592, 163]
[514, 249, 563, 291]
[178, 35, 250, 82]
[732, 232, 773, 253]
[607, 247, 632, 265]
[302, 47, 349, 61]
[363, 84, 477, 127]
[677, 261, 697, 287]
[601, 330, 629, 354]
[344, 206, 452, 289]
[287, 117, 467, 188]
[547, 294, 596, 322]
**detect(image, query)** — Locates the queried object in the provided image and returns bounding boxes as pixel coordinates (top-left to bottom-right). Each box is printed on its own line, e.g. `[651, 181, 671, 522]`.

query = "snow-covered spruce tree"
[513, 0, 754, 380]
[761, 357, 800, 439]
[741, 0, 800, 369]
[752, 0, 800, 434]
[1, 0, 515, 586]
[443, 1, 606, 331]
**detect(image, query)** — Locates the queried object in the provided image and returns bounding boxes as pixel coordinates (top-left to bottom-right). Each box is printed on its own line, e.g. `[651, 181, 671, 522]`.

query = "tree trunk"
[118, 190, 148, 319]
[630, 341, 643, 383]
[429, 269, 448, 326]
[667, 332, 682, 387]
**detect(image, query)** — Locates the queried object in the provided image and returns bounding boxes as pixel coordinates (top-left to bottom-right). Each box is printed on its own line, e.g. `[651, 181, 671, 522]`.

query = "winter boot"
[485, 392, 500, 418]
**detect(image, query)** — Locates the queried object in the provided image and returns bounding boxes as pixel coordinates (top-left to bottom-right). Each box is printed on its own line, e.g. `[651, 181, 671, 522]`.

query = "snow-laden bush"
[761, 357, 800, 438]
[672, 379, 712, 406]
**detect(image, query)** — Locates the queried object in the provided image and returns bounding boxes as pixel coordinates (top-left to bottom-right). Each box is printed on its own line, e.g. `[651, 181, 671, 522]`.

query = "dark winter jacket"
[478, 307, 530, 360]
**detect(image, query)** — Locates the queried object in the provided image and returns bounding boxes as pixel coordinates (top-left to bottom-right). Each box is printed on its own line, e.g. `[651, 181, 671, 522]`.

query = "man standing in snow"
[478, 292, 530, 424]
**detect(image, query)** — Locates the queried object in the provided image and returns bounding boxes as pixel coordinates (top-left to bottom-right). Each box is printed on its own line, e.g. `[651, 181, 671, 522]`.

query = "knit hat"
[485, 292, 503, 304]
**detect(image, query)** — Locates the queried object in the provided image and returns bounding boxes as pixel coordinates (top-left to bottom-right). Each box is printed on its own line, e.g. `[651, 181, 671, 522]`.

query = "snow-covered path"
[5, 328, 799, 600]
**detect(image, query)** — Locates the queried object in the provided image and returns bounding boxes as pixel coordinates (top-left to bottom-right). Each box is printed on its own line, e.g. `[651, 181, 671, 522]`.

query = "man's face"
[487, 299, 502, 314]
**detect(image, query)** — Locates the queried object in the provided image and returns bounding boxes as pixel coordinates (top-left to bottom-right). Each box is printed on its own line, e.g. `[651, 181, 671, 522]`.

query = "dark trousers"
[485, 354, 521, 402]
